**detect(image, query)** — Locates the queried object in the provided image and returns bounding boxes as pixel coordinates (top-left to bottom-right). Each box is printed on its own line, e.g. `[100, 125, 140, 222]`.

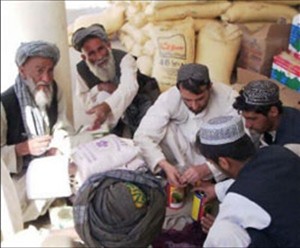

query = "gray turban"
[177, 63, 211, 84]
[72, 24, 109, 52]
[15, 40, 60, 67]
[199, 115, 245, 145]
[243, 80, 280, 106]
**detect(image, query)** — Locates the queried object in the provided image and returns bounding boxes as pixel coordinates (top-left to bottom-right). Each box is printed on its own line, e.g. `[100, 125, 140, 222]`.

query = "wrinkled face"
[19, 57, 54, 109]
[81, 37, 111, 67]
[19, 56, 54, 85]
[179, 84, 211, 114]
[242, 111, 273, 134]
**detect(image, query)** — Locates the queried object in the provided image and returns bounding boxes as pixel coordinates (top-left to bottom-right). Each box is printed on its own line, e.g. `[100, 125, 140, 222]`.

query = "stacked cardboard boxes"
[271, 14, 300, 92]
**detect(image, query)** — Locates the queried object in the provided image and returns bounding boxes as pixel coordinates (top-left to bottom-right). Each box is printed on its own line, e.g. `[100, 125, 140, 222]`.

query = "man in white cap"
[196, 115, 300, 247]
[233, 79, 300, 154]
[71, 24, 160, 137]
[134, 63, 238, 187]
[1, 40, 74, 223]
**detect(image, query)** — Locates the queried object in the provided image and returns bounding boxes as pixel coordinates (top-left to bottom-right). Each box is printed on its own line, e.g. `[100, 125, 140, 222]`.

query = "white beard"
[86, 50, 116, 82]
[25, 78, 53, 110]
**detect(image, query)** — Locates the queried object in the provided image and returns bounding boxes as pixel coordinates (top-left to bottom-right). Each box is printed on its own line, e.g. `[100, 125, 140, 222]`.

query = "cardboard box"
[233, 68, 300, 110]
[271, 51, 300, 92]
[237, 22, 291, 77]
[289, 14, 300, 59]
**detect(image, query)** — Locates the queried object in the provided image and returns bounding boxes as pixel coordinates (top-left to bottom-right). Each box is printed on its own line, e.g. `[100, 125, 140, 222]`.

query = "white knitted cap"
[199, 115, 245, 145]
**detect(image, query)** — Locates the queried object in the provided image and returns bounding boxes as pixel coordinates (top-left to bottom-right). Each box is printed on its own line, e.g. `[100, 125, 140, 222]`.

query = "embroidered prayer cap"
[72, 23, 109, 52]
[15, 40, 60, 67]
[243, 80, 280, 106]
[177, 63, 211, 85]
[199, 115, 245, 145]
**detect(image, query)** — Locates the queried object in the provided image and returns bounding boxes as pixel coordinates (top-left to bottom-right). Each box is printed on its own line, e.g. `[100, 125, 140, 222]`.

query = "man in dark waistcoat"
[1, 40, 74, 223]
[71, 24, 160, 137]
[196, 115, 300, 247]
[233, 79, 300, 155]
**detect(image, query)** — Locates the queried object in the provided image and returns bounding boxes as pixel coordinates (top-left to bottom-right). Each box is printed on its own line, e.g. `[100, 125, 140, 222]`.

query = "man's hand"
[45, 147, 62, 156]
[159, 160, 185, 187]
[86, 102, 112, 130]
[180, 163, 212, 185]
[193, 180, 216, 202]
[201, 213, 216, 234]
[15, 135, 52, 156]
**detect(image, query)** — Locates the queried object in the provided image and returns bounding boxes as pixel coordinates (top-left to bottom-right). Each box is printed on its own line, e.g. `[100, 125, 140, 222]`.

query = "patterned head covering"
[15, 40, 60, 67]
[72, 24, 109, 52]
[199, 115, 245, 145]
[243, 80, 280, 106]
[177, 63, 211, 84]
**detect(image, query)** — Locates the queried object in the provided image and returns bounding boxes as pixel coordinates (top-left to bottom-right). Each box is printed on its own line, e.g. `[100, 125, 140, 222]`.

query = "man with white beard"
[1, 41, 74, 224]
[72, 24, 160, 137]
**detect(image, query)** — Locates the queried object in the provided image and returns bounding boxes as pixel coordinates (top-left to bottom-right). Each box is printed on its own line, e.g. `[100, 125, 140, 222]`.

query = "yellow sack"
[221, 2, 298, 23]
[146, 2, 231, 22]
[151, 18, 195, 91]
[196, 22, 242, 84]
[72, 4, 125, 37]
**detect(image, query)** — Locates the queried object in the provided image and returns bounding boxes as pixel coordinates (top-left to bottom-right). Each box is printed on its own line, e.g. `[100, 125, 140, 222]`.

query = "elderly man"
[1, 40, 74, 223]
[233, 79, 300, 154]
[196, 115, 300, 247]
[71, 23, 160, 137]
[134, 63, 238, 187]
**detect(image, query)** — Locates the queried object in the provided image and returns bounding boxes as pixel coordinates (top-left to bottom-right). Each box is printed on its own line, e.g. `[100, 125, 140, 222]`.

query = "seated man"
[1, 40, 74, 223]
[196, 115, 300, 247]
[233, 79, 300, 154]
[71, 23, 160, 137]
[134, 63, 238, 187]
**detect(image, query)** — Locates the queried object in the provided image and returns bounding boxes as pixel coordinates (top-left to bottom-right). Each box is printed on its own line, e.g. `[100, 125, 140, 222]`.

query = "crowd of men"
[1, 23, 299, 247]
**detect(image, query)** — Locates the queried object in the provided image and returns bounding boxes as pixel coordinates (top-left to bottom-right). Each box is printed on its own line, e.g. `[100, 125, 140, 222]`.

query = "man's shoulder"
[1, 85, 15, 96]
[211, 82, 236, 102]
[160, 86, 180, 98]
[1, 85, 16, 104]
[283, 106, 300, 115]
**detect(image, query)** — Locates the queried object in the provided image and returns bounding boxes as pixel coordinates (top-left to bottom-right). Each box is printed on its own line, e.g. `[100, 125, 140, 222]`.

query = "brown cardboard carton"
[234, 68, 300, 110]
[237, 22, 291, 77]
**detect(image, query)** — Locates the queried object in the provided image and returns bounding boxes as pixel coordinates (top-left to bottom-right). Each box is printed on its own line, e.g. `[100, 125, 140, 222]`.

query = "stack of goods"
[271, 14, 300, 92]
[68, 0, 299, 91]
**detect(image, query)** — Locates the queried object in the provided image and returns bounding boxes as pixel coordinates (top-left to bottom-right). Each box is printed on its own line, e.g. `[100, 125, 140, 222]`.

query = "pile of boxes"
[271, 14, 300, 92]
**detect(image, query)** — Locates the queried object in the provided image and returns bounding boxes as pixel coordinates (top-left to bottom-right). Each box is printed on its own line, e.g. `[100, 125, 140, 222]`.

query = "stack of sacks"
[69, 0, 299, 91]
[221, 1, 298, 24]
[144, 1, 231, 22]
[120, 1, 233, 91]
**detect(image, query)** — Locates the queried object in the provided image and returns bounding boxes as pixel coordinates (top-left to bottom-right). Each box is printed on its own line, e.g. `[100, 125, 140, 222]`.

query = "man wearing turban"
[1, 40, 74, 223]
[71, 24, 160, 137]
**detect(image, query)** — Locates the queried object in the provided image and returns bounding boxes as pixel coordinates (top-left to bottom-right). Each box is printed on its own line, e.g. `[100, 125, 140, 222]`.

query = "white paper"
[26, 155, 72, 199]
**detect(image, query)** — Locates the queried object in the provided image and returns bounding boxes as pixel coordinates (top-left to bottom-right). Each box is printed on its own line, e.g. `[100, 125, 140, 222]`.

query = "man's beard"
[86, 50, 116, 82]
[25, 78, 53, 110]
